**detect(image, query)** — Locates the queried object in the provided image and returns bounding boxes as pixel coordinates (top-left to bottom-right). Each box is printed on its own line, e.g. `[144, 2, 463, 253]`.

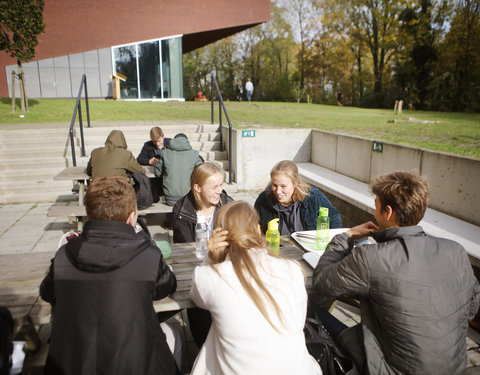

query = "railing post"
[84, 75, 91, 128]
[70, 127, 77, 167]
[228, 127, 232, 184]
[78, 101, 86, 157]
[211, 71, 214, 124]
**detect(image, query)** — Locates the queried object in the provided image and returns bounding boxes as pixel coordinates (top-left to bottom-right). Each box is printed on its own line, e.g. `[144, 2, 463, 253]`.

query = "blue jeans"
[246, 90, 252, 102]
[310, 303, 348, 340]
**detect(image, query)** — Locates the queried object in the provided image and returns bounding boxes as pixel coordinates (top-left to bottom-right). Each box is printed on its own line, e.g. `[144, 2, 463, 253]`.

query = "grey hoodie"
[154, 136, 203, 201]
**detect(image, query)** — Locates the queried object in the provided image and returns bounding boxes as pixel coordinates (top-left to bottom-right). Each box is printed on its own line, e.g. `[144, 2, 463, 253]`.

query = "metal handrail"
[69, 74, 91, 166]
[210, 71, 232, 184]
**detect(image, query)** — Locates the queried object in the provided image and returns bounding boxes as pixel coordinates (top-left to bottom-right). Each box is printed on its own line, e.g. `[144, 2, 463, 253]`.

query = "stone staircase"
[0, 122, 233, 204]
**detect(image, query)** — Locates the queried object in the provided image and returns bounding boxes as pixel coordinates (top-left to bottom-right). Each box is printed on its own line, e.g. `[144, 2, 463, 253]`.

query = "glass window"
[113, 45, 138, 99]
[113, 36, 182, 100]
[162, 37, 183, 99]
[138, 41, 160, 99]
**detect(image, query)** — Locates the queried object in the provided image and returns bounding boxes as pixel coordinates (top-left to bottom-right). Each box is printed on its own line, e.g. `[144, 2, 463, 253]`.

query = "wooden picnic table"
[0, 237, 312, 331]
[53, 166, 156, 206]
[50, 166, 163, 230]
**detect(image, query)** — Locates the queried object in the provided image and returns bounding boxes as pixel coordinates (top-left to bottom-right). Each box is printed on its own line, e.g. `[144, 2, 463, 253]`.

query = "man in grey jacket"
[312, 171, 480, 374]
[154, 133, 203, 206]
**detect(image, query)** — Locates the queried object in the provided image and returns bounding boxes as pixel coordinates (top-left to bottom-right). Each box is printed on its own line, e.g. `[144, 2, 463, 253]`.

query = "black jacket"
[313, 226, 480, 374]
[172, 190, 233, 243]
[137, 139, 171, 166]
[40, 220, 178, 375]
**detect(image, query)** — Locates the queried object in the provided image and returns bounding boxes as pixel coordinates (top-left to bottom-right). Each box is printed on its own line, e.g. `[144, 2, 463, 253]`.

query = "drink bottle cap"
[319, 207, 329, 217]
[267, 218, 279, 231]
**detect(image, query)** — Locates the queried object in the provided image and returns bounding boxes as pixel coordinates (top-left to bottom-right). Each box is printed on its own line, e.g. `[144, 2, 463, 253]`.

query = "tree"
[393, 0, 451, 110]
[0, 0, 45, 112]
[436, 0, 480, 112]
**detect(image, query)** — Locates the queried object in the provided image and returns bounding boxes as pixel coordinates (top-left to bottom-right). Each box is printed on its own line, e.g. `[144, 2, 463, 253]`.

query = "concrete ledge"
[296, 162, 480, 263]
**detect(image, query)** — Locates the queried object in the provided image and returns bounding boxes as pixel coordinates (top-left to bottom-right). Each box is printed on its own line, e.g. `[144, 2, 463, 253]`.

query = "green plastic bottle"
[316, 207, 330, 251]
[266, 218, 280, 255]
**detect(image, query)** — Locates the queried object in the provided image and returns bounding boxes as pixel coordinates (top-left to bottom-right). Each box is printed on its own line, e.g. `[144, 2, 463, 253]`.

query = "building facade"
[0, 0, 270, 100]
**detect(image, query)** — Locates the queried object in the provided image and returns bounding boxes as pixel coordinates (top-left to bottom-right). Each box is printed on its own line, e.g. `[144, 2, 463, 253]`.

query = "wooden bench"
[47, 202, 172, 230]
[296, 162, 480, 266]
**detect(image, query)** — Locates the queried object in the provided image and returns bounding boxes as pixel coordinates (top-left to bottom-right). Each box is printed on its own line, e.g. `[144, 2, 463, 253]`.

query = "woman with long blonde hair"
[189, 201, 321, 375]
[255, 160, 342, 234]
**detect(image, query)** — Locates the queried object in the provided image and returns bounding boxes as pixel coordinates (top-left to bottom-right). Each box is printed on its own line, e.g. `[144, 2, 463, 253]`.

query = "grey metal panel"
[98, 48, 113, 97]
[69, 53, 85, 94]
[5, 64, 19, 98]
[22, 61, 41, 98]
[53, 56, 72, 97]
[5, 62, 41, 99]
[38, 58, 56, 98]
[83, 50, 101, 97]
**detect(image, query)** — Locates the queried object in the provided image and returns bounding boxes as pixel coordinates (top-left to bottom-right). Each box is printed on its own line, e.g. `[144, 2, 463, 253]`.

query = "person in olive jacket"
[87, 130, 144, 179]
[40, 176, 179, 375]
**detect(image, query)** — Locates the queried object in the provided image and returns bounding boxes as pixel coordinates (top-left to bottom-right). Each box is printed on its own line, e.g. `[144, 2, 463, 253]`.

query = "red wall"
[0, 0, 270, 96]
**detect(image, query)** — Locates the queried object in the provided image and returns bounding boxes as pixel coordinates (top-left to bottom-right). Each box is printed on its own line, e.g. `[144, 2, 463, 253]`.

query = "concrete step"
[81, 123, 220, 134]
[0, 157, 70, 170]
[0, 192, 76, 205]
[0, 179, 74, 195]
[0, 167, 67, 182]
[0, 142, 223, 159]
[0, 121, 229, 204]
[0, 151, 226, 170]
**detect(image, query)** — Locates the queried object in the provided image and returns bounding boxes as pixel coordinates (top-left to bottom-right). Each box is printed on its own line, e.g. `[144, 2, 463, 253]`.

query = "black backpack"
[131, 172, 153, 210]
[0, 307, 13, 375]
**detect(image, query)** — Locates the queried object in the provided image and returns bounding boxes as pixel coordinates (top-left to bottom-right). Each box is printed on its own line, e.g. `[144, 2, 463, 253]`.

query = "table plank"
[0, 238, 312, 328]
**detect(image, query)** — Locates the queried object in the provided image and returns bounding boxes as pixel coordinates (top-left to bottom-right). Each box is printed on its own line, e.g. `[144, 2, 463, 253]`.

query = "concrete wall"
[223, 127, 311, 190]
[310, 129, 480, 226]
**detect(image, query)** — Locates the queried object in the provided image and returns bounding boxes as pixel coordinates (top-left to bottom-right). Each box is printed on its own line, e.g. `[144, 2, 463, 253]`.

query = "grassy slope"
[1, 98, 479, 159]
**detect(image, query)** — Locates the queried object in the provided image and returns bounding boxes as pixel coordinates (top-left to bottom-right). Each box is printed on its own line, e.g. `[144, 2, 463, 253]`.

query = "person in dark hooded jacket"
[40, 176, 178, 375]
[154, 133, 203, 206]
[87, 130, 144, 179]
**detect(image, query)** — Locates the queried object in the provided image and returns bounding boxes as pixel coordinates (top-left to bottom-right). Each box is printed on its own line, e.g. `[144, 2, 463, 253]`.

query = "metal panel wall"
[38, 59, 56, 98]
[98, 48, 113, 97]
[69, 52, 85, 95]
[84, 50, 101, 97]
[53, 56, 72, 97]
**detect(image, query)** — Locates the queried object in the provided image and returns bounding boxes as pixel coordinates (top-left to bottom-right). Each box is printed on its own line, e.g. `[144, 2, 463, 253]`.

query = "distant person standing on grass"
[245, 77, 254, 102]
[236, 79, 243, 101]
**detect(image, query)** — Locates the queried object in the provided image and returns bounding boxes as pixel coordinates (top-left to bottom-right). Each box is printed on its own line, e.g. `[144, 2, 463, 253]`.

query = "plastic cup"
[156, 240, 171, 259]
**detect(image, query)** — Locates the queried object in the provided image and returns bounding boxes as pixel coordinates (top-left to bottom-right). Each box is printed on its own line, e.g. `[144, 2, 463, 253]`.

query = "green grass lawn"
[1, 98, 479, 159]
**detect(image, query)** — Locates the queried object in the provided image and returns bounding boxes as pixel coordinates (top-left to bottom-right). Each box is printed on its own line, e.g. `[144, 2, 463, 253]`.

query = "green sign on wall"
[372, 141, 384, 153]
[242, 130, 255, 137]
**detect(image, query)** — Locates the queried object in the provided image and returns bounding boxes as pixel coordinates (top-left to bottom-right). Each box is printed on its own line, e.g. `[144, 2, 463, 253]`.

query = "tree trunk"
[17, 62, 28, 113]
[11, 70, 16, 113]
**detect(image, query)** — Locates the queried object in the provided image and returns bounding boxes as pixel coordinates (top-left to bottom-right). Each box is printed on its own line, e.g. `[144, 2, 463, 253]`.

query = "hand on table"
[347, 221, 380, 239]
[208, 227, 229, 261]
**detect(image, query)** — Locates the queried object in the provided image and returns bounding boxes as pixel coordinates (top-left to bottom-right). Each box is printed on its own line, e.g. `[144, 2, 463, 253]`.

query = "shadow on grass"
[0, 97, 40, 108]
